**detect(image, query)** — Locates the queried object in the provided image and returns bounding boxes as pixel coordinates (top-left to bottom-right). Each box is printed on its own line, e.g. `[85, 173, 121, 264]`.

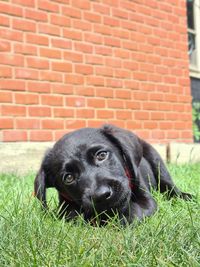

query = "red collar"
[125, 167, 134, 190]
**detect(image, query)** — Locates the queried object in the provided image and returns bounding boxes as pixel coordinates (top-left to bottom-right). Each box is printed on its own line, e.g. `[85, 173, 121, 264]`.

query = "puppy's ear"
[34, 149, 54, 209]
[102, 124, 143, 183]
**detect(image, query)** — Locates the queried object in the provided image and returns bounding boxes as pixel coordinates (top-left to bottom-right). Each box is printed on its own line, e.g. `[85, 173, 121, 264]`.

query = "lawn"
[0, 165, 199, 267]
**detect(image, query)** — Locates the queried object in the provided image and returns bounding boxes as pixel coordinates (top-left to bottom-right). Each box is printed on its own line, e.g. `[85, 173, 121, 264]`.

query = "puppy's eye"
[95, 151, 109, 162]
[62, 173, 75, 185]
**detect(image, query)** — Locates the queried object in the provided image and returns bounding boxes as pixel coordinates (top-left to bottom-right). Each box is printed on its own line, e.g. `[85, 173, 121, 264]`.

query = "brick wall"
[0, 0, 193, 143]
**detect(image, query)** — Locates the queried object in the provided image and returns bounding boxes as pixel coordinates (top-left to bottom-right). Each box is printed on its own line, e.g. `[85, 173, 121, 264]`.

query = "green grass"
[0, 165, 199, 267]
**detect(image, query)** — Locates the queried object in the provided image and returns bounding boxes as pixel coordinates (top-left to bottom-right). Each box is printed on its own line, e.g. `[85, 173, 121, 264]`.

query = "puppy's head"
[34, 124, 143, 221]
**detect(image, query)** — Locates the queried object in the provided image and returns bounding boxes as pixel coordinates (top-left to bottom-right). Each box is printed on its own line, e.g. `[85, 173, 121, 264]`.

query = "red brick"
[66, 120, 86, 129]
[107, 99, 124, 109]
[167, 131, 180, 139]
[15, 93, 39, 105]
[104, 37, 121, 47]
[0, 54, 24, 66]
[28, 82, 51, 93]
[93, 3, 110, 15]
[40, 71, 63, 83]
[26, 57, 49, 69]
[0, 41, 11, 52]
[84, 32, 103, 44]
[72, 0, 90, 10]
[26, 33, 49, 46]
[75, 64, 93, 75]
[42, 119, 64, 129]
[13, 18, 36, 32]
[38, 23, 60, 36]
[96, 88, 114, 98]
[120, 21, 137, 31]
[142, 102, 158, 111]
[0, 91, 12, 103]
[116, 110, 132, 120]
[105, 58, 122, 68]
[124, 81, 140, 90]
[72, 20, 92, 31]
[123, 61, 139, 71]
[114, 69, 131, 79]
[126, 101, 141, 110]
[165, 112, 180, 121]
[14, 43, 37, 55]
[95, 67, 113, 77]
[28, 107, 51, 117]
[40, 48, 61, 59]
[87, 98, 106, 108]
[159, 122, 173, 130]
[106, 79, 123, 88]
[87, 76, 105, 86]
[0, 80, 25, 91]
[151, 130, 165, 140]
[52, 39, 72, 50]
[15, 68, 39, 80]
[150, 112, 165, 121]
[41, 95, 64, 106]
[94, 24, 111, 36]
[95, 46, 112, 56]
[126, 121, 143, 130]
[63, 51, 82, 62]
[74, 43, 93, 53]
[30, 131, 53, 141]
[52, 62, 72, 72]
[25, 9, 48, 22]
[38, 0, 59, 13]
[63, 29, 82, 40]
[144, 121, 158, 129]
[16, 118, 40, 129]
[85, 55, 104, 65]
[112, 8, 129, 19]
[52, 84, 73, 95]
[76, 109, 95, 118]
[103, 16, 120, 27]
[65, 74, 84, 85]
[135, 111, 150, 120]
[3, 130, 27, 141]
[75, 87, 95, 96]
[0, 118, 14, 129]
[115, 90, 131, 99]
[84, 12, 101, 23]
[53, 108, 74, 118]
[0, 14, 10, 26]
[96, 110, 114, 119]
[0, 2, 23, 17]
[62, 6, 81, 18]
[66, 97, 85, 107]
[114, 28, 129, 40]
[12, 0, 35, 7]
[2, 105, 26, 116]
[0, 67, 12, 78]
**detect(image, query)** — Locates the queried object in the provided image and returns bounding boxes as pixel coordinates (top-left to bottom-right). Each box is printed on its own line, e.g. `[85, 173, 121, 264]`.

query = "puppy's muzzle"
[87, 185, 113, 204]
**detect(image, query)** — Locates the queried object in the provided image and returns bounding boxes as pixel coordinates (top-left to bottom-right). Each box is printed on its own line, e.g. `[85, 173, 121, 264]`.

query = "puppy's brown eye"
[62, 173, 75, 185]
[96, 151, 108, 162]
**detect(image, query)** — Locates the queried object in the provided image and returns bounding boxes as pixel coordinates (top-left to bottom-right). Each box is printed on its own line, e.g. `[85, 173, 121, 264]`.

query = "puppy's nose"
[92, 186, 112, 203]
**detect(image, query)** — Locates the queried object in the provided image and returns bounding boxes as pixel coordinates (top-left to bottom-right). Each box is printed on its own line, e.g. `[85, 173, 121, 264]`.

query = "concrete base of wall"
[0, 142, 54, 175]
[0, 142, 200, 175]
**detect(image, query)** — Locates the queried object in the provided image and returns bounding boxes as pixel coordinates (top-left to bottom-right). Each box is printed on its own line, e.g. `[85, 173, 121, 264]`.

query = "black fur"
[34, 124, 192, 225]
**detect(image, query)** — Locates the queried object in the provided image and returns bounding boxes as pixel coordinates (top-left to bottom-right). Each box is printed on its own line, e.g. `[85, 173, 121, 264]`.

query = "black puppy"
[34, 124, 192, 225]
